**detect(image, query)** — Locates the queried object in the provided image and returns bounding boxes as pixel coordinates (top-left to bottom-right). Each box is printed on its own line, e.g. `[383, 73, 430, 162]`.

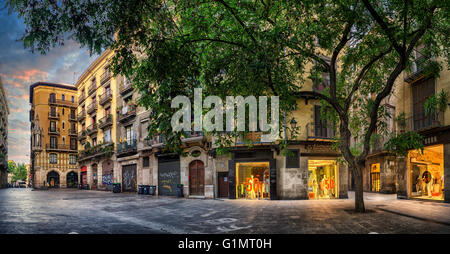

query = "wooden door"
[189, 160, 204, 196]
[218, 172, 229, 198]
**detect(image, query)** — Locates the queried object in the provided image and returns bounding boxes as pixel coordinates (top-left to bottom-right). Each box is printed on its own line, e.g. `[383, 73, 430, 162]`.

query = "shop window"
[286, 150, 299, 168]
[236, 162, 270, 199]
[308, 160, 338, 199]
[371, 163, 380, 192]
[143, 156, 150, 167]
[409, 144, 444, 200]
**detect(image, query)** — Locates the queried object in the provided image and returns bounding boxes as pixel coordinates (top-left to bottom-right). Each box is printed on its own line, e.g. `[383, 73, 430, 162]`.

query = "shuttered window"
[412, 78, 435, 130]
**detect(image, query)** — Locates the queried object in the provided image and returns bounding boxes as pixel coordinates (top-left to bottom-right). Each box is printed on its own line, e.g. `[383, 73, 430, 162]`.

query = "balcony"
[48, 98, 77, 108]
[48, 127, 60, 136]
[77, 130, 87, 141]
[118, 105, 136, 123]
[78, 142, 114, 162]
[149, 134, 166, 148]
[404, 52, 430, 83]
[403, 113, 442, 133]
[78, 93, 86, 104]
[87, 102, 98, 115]
[100, 70, 111, 84]
[48, 112, 60, 120]
[68, 113, 77, 122]
[68, 128, 77, 137]
[77, 110, 86, 122]
[120, 79, 133, 96]
[99, 91, 112, 105]
[88, 82, 97, 95]
[181, 131, 204, 143]
[116, 139, 137, 157]
[46, 143, 77, 152]
[306, 123, 335, 140]
[98, 114, 113, 129]
[86, 123, 98, 136]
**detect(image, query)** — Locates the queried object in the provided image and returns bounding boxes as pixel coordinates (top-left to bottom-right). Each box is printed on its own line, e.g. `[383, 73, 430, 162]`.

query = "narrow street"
[0, 188, 449, 234]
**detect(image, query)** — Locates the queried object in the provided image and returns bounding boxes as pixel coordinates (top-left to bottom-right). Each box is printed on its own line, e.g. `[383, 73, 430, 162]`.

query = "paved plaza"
[0, 188, 449, 234]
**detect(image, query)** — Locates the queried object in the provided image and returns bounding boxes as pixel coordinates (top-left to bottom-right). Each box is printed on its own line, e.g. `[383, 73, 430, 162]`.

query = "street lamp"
[290, 118, 297, 129]
[289, 118, 297, 139]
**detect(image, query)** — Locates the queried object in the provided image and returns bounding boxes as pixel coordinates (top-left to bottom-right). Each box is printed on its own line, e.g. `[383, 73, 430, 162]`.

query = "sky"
[0, 2, 98, 164]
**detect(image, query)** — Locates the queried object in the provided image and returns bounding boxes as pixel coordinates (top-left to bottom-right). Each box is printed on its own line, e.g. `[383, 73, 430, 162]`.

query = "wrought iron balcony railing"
[306, 122, 335, 140]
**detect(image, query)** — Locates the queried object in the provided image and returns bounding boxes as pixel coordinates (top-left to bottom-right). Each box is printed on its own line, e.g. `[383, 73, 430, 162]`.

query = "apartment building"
[76, 49, 118, 191]
[395, 51, 450, 202]
[0, 77, 9, 188]
[29, 82, 78, 188]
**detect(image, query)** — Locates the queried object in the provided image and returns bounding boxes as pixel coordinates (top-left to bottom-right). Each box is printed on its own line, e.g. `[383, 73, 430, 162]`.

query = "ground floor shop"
[214, 143, 348, 200]
[363, 153, 397, 194]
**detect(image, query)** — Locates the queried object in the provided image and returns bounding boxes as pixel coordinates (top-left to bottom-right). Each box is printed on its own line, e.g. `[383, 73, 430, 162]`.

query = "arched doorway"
[47, 171, 60, 188]
[189, 160, 205, 196]
[66, 171, 78, 188]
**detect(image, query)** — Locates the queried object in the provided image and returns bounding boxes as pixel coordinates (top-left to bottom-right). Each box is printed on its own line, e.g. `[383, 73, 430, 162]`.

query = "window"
[313, 72, 330, 92]
[62, 94, 65, 101]
[71, 96, 74, 102]
[62, 108, 65, 115]
[105, 107, 111, 116]
[70, 138, 77, 150]
[49, 93, 56, 103]
[49, 154, 57, 164]
[62, 136, 66, 145]
[50, 136, 57, 148]
[125, 125, 134, 144]
[105, 86, 111, 96]
[62, 121, 65, 130]
[92, 137, 97, 146]
[143, 156, 150, 167]
[286, 150, 300, 168]
[412, 78, 435, 130]
[50, 121, 56, 131]
[50, 107, 56, 116]
[314, 105, 334, 138]
[69, 155, 77, 164]
[103, 129, 111, 143]
[70, 109, 75, 119]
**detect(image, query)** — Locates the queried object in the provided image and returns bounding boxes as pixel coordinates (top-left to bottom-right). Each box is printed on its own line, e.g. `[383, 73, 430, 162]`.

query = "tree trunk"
[353, 165, 365, 213]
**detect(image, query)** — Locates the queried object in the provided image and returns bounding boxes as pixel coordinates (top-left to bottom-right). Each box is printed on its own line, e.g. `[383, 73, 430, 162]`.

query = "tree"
[7, 161, 27, 182]
[7, 0, 449, 212]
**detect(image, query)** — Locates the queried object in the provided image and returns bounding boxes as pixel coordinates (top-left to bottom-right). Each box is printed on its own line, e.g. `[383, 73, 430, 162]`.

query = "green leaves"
[384, 131, 424, 157]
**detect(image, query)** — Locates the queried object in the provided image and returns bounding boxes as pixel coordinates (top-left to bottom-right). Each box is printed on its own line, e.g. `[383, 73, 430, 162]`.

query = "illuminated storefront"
[235, 162, 270, 199]
[308, 160, 338, 199]
[370, 163, 381, 192]
[408, 144, 444, 201]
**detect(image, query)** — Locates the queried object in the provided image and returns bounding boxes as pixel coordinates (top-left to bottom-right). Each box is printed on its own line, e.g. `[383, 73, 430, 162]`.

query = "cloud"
[0, 5, 98, 164]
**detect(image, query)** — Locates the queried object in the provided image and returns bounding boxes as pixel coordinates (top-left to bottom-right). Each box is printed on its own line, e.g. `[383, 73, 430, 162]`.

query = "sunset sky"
[0, 1, 98, 164]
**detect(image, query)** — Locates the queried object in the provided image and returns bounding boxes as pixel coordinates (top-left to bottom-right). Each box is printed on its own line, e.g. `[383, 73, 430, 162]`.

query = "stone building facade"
[29, 82, 78, 188]
[0, 77, 8, 188]
[395, 51, 450, 202]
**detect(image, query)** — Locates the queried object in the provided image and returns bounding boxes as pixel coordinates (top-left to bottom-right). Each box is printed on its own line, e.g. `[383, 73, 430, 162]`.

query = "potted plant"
[395, 112, 407, 133]
[425, 89, 449, 125]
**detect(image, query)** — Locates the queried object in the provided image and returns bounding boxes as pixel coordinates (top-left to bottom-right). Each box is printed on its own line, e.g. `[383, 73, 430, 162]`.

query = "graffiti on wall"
[102, 174, 113, 185]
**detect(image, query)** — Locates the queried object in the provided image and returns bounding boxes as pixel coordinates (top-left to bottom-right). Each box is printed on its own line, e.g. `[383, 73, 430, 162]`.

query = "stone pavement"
[0, 188, 449, 234]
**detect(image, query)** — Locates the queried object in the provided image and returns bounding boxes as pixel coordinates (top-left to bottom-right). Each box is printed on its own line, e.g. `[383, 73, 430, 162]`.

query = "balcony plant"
[395, 112, 407, 133]
[425, 89, 449, 125]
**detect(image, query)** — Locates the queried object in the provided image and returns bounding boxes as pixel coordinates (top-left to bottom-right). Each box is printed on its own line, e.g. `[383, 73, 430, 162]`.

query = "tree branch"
[362, 0, 404, 55]
[330, 21, 353, 100]
[345, 46, 393, 110]
[216, 0, 258, 45]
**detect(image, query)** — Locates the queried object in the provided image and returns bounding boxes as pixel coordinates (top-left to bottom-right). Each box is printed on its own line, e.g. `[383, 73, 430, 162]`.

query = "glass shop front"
[308, 160, 338, 199]
[235, 162, 270, 199]
[409, 144, 444, 201]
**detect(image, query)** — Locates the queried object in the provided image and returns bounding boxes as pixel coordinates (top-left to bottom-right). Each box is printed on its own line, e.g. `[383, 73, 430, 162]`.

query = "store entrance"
[235, 162, 270, 199]
[308, 160, 338, 199]
[370, 163, 380, 192]
[409, 145, 444, 201]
